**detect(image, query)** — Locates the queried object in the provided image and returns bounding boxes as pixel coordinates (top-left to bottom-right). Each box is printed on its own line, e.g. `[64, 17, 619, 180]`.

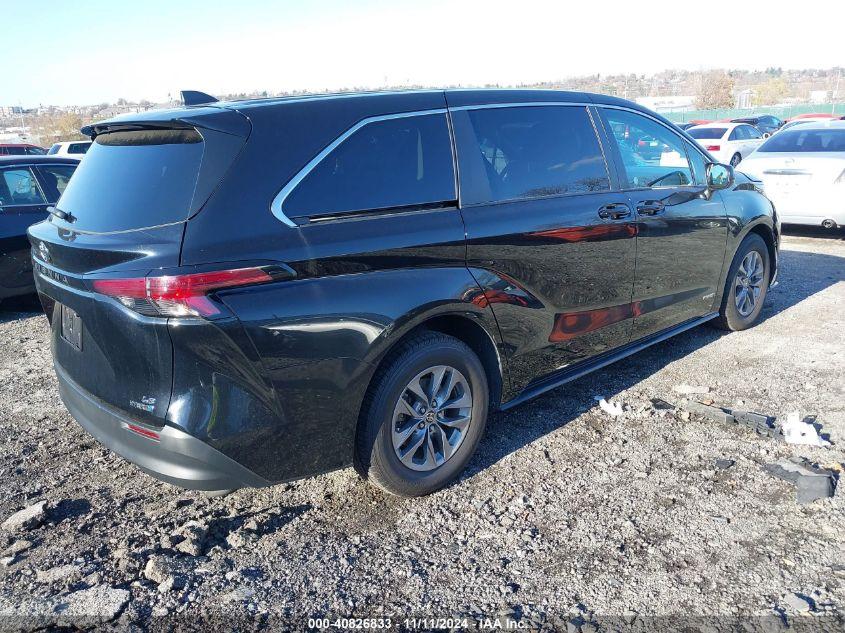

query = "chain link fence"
[663, 103, 845, 123]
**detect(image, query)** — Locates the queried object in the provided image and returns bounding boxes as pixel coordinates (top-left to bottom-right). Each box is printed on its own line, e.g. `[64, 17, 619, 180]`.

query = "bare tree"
[695, 71, 736, 109]
[754, 78, 790, 107]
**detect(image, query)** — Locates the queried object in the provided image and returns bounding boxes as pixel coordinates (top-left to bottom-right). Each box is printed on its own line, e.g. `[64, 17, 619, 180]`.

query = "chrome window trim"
[270, 108, 449, 227]
[269, 100, 713, 227]
[450, 101, 593, 111]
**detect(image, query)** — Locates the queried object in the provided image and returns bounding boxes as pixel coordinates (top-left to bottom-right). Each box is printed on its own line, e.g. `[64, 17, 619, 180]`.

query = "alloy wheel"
[734, 250, 764, 317]
[391, 365, 473, 472]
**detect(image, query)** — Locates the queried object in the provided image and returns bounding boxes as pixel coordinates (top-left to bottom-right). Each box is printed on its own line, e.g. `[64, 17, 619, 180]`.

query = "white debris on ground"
[594, 396, 624, 418]
[782, 411, 832, 447]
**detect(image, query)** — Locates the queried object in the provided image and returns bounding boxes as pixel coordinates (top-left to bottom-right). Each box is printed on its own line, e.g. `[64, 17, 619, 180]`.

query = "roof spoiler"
[181, 90, 218, 106]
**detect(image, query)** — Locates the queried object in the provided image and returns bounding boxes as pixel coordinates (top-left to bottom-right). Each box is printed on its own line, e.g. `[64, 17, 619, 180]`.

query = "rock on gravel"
[672, 383, 712, 395]
[172, 519, 208, 556]
[1, 500, 47, 532]
[57, 585, 130, 620]
[35, 564, 82, 585]
[783, 592, 813, 613]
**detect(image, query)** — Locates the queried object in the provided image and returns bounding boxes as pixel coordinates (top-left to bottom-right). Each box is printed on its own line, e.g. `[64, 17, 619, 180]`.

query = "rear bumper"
[56, 364, 270, 491]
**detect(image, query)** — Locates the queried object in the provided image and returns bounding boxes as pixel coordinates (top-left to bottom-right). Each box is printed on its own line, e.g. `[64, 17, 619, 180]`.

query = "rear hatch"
[28, 107, 250, 425]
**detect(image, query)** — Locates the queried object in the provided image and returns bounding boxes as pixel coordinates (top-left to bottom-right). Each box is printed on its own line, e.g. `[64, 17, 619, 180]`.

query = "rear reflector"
[92, 267, 273, 317]
[126, 423, 160, 441]
[706, 145, 721, 152]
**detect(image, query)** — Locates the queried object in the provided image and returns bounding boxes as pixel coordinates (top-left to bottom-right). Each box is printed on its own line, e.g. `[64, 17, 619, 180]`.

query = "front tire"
[356, 331, 489, 497]
[714, 233, 770, 331]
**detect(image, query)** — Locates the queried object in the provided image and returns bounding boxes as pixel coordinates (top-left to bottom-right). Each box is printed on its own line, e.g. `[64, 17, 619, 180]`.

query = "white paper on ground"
[781, 411, 831, 448]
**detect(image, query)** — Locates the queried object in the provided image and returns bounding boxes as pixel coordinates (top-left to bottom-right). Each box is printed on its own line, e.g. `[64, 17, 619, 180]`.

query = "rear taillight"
[706, 145, 721, 152]
[92, 267, 273, 317]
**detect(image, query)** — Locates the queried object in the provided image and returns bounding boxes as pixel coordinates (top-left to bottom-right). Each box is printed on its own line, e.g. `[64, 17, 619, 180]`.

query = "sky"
[4, 0, 845, 107]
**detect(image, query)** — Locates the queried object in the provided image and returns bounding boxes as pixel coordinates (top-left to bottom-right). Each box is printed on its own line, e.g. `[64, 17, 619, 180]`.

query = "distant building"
[0, 106, 23, 117]
[635, 95, 696, 112]
[735, 90, 753, 109]
[810, 90, 830, 104]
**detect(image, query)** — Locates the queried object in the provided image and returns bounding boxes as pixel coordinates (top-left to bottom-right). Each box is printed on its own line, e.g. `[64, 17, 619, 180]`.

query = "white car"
[687, 123, 764, 167]
[47, 141, 92, 159]
[777, 117, 838, 134]
[739, 121, 845, 228]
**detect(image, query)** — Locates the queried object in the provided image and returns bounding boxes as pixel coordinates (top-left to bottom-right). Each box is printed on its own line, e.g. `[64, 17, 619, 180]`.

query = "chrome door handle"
[597, 203, 631, 220]
[636, 201, 665, 216]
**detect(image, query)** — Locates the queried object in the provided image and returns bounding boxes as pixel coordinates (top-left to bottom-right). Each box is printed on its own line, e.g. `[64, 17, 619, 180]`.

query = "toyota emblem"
[38, 241, 51, 263]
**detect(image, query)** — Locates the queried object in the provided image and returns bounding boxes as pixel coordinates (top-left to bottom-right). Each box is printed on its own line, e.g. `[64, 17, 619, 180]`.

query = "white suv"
[47, 141, 92, 159]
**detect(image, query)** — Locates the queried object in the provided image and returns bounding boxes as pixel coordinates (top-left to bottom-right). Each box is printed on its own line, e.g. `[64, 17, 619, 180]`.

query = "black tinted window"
[57, 128, 205, 232]
[68, 142, 90, 154]
[688, 127, 727, 140]
[454, 106, 609, 205]
[284, 113, 455, 218]
[35, 164, 77, 202]
[758, 128, 845, 152]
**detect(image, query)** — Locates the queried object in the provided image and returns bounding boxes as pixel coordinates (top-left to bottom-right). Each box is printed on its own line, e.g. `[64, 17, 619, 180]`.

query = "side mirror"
[706, 163, 734, 191]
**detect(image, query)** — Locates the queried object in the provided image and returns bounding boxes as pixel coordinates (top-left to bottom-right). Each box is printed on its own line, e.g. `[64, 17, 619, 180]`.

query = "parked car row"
[0, 143, 47, 156]
[679, 112, 845, 229]
[22, 88, 780, 498]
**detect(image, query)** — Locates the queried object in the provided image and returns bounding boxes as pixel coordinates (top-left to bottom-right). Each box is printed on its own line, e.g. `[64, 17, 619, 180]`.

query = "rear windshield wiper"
[48, 206, 75, 223]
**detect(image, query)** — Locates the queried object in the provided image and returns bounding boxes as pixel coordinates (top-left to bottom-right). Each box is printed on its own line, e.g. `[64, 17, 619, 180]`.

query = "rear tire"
[356, 331, 489, 497]
[713, 233, 770, 331]
[730, 153, 742, 167]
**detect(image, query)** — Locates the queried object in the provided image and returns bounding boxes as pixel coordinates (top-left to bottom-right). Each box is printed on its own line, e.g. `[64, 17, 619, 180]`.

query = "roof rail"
[181, 90, 218, 106]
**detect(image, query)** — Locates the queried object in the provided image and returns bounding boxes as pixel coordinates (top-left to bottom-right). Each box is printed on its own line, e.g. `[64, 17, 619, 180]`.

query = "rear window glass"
[56, 128, 204, 232]
[757, 129, 845, 153]
[688, 127, 726, 140]
[68, 142, 90, 154]
[284, 113, 455, 219]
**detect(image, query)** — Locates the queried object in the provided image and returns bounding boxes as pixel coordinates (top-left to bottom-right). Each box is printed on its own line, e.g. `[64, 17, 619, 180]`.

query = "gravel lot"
[0, 229, 843, 631]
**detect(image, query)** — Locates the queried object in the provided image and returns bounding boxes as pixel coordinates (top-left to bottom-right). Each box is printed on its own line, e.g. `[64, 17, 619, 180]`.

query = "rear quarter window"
[283, 113, 455, 220]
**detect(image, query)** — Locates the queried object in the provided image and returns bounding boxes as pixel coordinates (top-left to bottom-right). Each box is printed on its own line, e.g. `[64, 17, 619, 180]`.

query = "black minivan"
[29, 90, 779, 497]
